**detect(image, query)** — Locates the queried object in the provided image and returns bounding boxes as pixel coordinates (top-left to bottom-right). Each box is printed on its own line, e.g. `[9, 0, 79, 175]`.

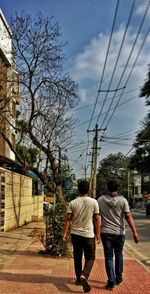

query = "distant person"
[63, 179, 100, 293]
[97, 180, 140, 291]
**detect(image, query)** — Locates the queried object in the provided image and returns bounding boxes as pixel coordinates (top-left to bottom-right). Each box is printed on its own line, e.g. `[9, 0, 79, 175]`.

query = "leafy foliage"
[16, 144, 39, 166]
[129, 123, 150, 173]
[44, 203, 68, 256]
[97, 152, 130, 197]
[129, 65, 150, 173]
[140, 64, 150, 103]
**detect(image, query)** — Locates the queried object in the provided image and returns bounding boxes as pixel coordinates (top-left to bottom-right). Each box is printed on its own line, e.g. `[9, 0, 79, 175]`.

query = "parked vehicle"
[145, 199, 150, 217]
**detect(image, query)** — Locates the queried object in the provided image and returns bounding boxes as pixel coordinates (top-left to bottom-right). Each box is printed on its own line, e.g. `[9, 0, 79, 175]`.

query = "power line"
[68, 1, 150, 177]
[107, 128, 138, 137]
[125, 124, 150, 157]
[99, 0, 150, 130]
[101, 139, 132, 146]
[76, 94, 138, 128]
[96, 0, 136, 125]
[66, 140, 92, 150]
[74, 87, 138, 111]
[84, 0, 120, 174]
[102, 136, 134, 141]
[87, 0, 120, 132]
[103, 24, 150, 132]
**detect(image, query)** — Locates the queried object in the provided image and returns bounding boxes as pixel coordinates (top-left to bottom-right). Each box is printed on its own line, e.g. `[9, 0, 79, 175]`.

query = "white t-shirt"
[67, 195, 99, 238]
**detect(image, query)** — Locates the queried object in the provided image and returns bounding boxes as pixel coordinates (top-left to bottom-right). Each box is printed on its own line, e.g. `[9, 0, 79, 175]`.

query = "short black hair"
[78, 180, 89, 195]
[107, 180, 119, 192]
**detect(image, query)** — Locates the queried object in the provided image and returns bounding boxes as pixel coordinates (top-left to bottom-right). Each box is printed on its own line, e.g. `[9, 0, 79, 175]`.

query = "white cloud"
[135, 0, 150, 17]
[71, 25, 150, 108]
[69, 25, 149, 178]
[72, 26, 149, 81]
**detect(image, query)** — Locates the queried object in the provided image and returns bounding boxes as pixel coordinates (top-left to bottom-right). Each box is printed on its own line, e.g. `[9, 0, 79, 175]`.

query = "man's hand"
[133, 233, 140, 243]
[96, 235, 100, 244]
[63, 234, 68, 243]
[63, 213, 72, 243]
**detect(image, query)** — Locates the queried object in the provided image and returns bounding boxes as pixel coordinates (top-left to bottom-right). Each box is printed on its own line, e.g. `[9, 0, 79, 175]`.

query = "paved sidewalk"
[0, 222, 149, 293]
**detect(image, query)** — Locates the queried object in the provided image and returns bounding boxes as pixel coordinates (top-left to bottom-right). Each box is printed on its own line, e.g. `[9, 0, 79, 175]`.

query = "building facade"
[128, 170, 143, 208]
[0, 9, 20, 160]
[0, 10, 44, 232]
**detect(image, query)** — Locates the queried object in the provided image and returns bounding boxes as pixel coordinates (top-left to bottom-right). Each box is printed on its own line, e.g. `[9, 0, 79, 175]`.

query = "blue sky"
[1, 0, 150, 179]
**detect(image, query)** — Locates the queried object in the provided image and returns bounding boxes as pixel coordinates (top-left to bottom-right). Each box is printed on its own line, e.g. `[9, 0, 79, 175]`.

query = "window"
[135, 186, 138, 195]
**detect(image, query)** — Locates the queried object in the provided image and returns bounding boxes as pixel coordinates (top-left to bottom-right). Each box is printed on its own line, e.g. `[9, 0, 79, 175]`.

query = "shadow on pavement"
[0, 272, 82, 293]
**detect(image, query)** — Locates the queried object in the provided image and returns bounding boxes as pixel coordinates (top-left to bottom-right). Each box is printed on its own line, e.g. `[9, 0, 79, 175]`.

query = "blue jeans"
[71, 234, 96, 280]
[101, 233, 125, 285]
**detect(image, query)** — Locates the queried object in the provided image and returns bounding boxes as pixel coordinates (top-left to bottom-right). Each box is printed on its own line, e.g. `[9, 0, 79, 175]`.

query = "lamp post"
[128, 170, 130, 202]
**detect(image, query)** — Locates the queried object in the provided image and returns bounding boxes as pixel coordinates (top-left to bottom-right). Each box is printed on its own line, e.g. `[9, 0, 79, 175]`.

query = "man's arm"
[124, 212, 140, 243]
[93, 213, 100, 244]
[63, 213, 72, 243]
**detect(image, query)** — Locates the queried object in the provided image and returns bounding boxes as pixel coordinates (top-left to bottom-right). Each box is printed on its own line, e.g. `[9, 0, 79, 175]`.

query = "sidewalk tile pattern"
[69, 258, 150, 294]
[0, 226, 149, 294]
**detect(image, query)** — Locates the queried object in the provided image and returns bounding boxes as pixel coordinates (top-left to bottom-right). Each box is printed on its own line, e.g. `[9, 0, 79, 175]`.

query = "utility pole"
[128, 170, 130, 202]
[82, 166, 87, 179]
[92, 125, 98, 198]
[58, 146, 61, 173]
[89, 141, 95, 197]
[88, 124, 105, 198]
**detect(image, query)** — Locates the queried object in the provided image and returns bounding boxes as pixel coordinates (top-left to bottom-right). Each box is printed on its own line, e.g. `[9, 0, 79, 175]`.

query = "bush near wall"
[43, 202, 68, 256]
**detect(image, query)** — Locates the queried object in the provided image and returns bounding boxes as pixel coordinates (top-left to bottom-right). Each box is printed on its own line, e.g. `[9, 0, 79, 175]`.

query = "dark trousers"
[101, 233, 125, 285]
[71, 233, 96, 280]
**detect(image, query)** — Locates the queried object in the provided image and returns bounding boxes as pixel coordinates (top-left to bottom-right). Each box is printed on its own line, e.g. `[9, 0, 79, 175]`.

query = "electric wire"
[96, 0, 136, 124]
[76, 94, 138, 128]
[125, 125, 150, 157]
[99, 0, 150, 131]
[74, 87, 138, 111]
[68, 1, 149, 178]
[102, 23, 150, 132]
[85, 0, 137, 178]
[102, 136, 134, 141]
[84, 0, 120, 174]
[87, 0, 120, 131]
[75, 93, 138, 177]
[101, 139, 132, 146]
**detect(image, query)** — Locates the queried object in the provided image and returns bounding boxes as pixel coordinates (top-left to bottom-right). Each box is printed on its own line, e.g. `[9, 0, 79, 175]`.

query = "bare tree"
[1, 12, 79, 201]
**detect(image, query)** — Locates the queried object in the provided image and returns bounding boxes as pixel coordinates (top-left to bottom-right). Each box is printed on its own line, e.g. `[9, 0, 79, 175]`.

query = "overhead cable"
[96, 0, 136, 125]
[100, 0, 150, 131]
[84, 0, 120, 173]
[76, 94, 138, 128]
[87, 0, 120, 131]
[75, 87, 138, 111]
[103, 24, 150, 132]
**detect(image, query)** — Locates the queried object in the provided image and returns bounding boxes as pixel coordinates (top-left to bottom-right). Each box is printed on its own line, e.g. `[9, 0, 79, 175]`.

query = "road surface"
[125, 210, 150, 271]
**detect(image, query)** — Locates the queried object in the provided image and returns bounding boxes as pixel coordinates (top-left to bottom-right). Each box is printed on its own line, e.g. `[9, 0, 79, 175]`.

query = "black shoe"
[105, 282, 115, 291]
[80, 275, 91, 293]
[116, 281, 123, 286]
[75, 279, 82, 286]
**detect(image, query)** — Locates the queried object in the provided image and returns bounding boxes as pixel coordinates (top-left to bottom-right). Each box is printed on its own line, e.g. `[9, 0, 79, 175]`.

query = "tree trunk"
[56, 184, 64, 203]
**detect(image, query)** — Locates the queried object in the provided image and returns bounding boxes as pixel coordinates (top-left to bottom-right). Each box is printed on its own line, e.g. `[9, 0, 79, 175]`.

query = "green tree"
[140, 65, 150, 101]
[16, 144, 39, 166]
[129, 65, 150, 173]
[97, 152, 130, 197]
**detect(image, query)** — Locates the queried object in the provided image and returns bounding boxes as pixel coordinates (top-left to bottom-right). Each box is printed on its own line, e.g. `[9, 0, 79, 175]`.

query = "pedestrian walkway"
[0, 222, 149, 294]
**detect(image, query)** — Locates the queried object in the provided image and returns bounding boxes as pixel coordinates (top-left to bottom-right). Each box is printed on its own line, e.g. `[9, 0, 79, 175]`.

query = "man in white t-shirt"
[97, 180, 140, 291]
[63, 180, 100, 293]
